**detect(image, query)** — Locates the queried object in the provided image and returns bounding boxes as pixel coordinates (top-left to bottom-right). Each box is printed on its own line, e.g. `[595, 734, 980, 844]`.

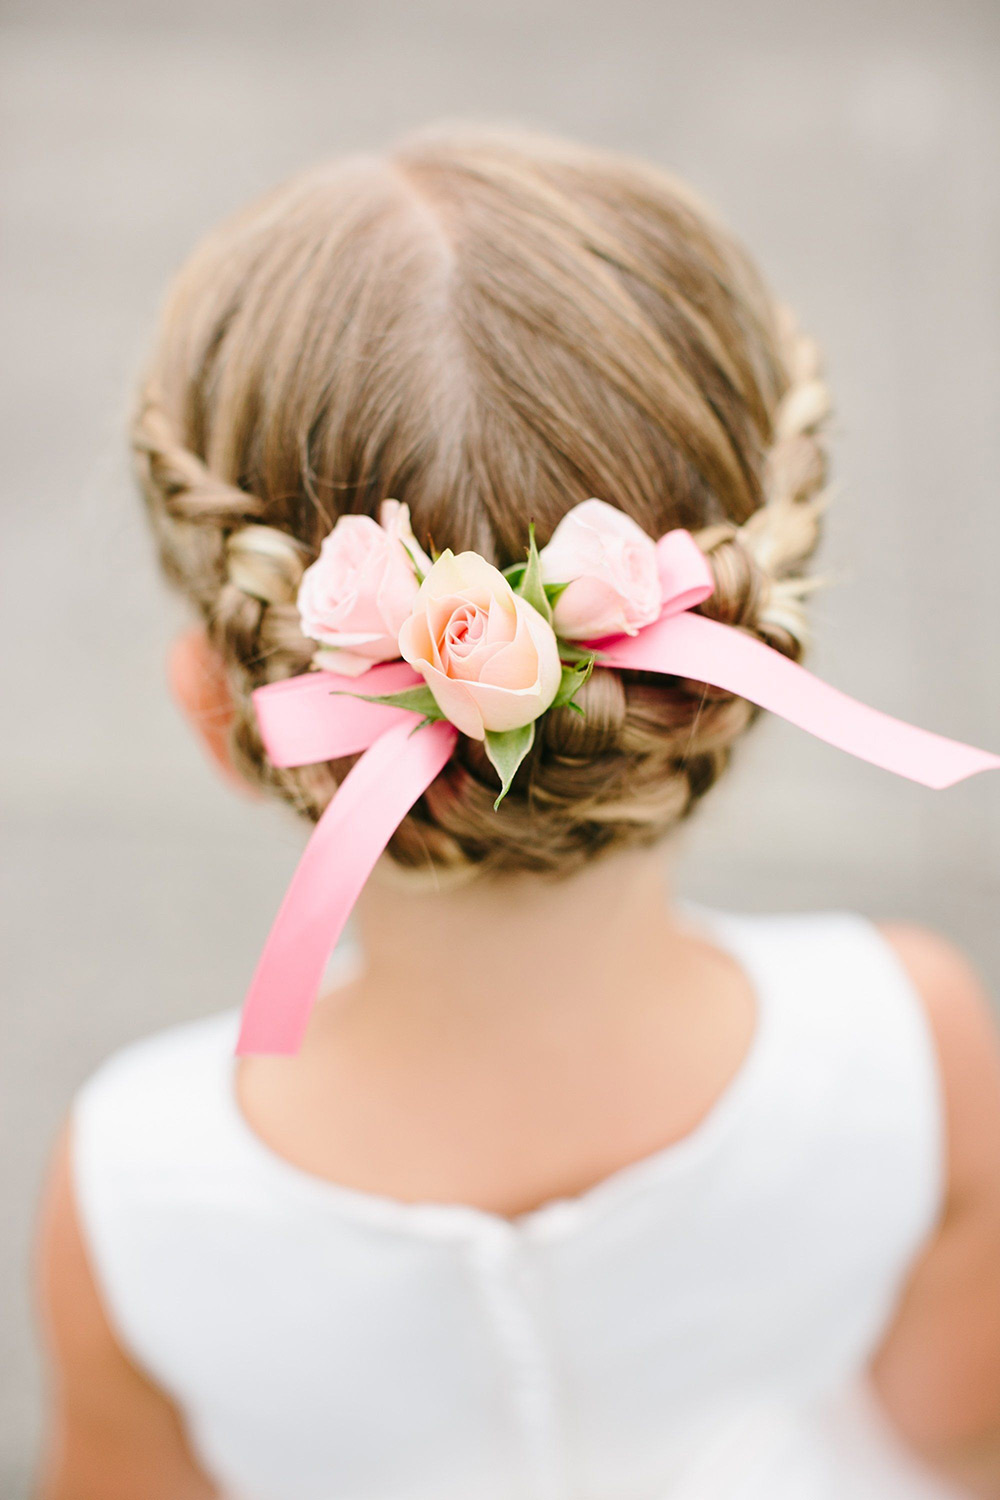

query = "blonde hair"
[134, 126, 830, 878]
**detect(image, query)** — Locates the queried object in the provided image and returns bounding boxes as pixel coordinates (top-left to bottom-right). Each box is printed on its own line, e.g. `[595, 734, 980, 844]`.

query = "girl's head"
[135, 126, 829, 878]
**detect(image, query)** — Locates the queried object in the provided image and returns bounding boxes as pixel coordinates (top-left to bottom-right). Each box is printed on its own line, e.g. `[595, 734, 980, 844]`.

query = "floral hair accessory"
[237, 500, 1000, 1056]
[539, 497, 664, 639]
[297, 500, 430, 676]
[342, 526, 591, 804]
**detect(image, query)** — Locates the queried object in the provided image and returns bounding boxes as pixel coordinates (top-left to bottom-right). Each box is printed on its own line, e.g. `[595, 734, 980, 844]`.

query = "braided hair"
[133, 127, 830, 878]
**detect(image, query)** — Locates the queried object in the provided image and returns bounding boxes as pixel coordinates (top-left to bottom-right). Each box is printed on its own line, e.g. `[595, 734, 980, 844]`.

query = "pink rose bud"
[398, 551, 562, 740]
[297, 500, 431, 676]
[539, 498, 663, 640]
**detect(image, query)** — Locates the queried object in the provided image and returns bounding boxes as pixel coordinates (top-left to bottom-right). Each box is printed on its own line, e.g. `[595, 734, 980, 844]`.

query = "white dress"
[71, 907, 963, 1500]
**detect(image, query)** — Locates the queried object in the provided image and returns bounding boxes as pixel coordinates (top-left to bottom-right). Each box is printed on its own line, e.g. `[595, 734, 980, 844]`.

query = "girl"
[35, 127, 1000, 1499]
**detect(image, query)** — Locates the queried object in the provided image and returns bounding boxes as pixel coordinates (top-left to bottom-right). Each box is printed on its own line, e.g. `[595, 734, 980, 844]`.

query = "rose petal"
[311, 647, 386, 677]
[379, 499, 433, 578]
[398, 611, 436, 674]
[516, 595, 563, 701]
[464, 678, 549, 732]
[418, 661, 486, 739]
[309, 629, 393, 649]
[485, 590, 518, 647]
[469, 599, 561, 728]
[551, 576, 629, 640]
[479, 634, 539, 690]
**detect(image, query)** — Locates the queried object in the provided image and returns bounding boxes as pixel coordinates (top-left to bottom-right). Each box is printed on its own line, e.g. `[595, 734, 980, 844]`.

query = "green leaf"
[543, 579, 570, 607]
[557, 640, 595, 664]
[502, 561, 526, 586]
[515, 524, 553, 625]
[550, 655, 595, 712]
[483, 722, 535, 809]
[331, 684, 447, 720]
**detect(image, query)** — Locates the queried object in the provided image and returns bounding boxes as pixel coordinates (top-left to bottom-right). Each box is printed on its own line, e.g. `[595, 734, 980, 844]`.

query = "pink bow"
[237, 530, 998, 1055]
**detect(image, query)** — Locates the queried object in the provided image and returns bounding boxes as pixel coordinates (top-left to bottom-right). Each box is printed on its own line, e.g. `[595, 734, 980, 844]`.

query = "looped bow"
[237, 526, 998, 1056]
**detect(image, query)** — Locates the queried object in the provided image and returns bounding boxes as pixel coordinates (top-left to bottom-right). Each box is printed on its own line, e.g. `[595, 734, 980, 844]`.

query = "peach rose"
[297, 500, 430, 676]
[539, 497, 663, 640]
[398, 551, 561, 739]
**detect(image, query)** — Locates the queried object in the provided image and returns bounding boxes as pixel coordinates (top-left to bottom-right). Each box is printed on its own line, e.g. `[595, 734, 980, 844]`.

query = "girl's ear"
[168, 627, 251, 793]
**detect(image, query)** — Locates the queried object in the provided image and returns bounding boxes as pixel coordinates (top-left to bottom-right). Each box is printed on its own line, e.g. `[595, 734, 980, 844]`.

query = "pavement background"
[3, 1, 999, 1490]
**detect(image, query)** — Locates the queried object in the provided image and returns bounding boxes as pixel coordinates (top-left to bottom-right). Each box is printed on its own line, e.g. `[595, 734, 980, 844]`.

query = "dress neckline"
[216, 904, 777, 1244]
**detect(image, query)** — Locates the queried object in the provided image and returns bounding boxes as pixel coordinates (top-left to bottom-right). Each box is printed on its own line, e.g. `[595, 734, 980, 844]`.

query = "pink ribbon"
[236, 528, 998, 1055]
[254, 660, 425, 767]
[655, 528, 716, 615]
[236, 715, 457, 1054]
[598, 612, 1000, 789]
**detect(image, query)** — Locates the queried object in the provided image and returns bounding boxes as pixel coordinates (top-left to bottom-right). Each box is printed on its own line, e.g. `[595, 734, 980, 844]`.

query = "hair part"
[134, 125, 830, 879]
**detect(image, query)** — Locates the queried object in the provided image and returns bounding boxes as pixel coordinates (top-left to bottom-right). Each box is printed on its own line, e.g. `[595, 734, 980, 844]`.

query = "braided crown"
[133, 133, 830, 878]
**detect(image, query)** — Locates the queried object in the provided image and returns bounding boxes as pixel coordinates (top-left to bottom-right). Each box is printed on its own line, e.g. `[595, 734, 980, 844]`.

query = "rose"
[296, 500, 431, 676]
[398, 551, 561, 740]
[539, 497, 663, 640]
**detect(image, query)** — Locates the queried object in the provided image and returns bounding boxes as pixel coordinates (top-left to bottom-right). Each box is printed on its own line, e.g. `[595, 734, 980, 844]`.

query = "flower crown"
[296, 497, 693, 805]
[237, 498, 999, 1057]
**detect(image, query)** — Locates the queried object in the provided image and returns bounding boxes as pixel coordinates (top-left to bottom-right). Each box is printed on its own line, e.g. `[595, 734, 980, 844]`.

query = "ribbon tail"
[236, 718, 458, 1056]
[598, 612, 1000, 790]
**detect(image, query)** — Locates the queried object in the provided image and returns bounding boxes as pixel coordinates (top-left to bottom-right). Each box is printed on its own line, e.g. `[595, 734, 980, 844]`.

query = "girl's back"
[69, 906, 952, 1500]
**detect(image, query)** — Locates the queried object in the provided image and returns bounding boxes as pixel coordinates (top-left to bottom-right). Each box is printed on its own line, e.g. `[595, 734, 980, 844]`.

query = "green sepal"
[557, 641, 595, 664]
[505, 558, 566, 613]
[331, 684, 447, 720]
[400, 541, 426, 584]
[483, 721, 535, 809]
[550, 653, 595, 714]
[514, 523, 553, 625]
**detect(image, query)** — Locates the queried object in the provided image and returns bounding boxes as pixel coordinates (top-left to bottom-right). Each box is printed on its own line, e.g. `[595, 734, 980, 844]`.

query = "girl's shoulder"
[865, 926, 1000, 1457]
[69, 1010, 245, 1253]
[75, 1007, 238, 1106]
[878, 922, 996, 1042]
[877, 924, 1000, 1206]
[73, 1009, 239, 1146]
[694, 908, 997, 1203]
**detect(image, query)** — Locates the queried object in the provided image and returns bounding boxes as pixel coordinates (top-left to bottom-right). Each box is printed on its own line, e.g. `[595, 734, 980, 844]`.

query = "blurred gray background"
[3, 0, 999, 1490]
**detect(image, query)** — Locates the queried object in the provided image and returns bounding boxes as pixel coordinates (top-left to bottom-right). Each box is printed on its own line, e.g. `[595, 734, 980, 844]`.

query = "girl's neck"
[350, 844, 683, 1033]
[237, 843, 758, 1217]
